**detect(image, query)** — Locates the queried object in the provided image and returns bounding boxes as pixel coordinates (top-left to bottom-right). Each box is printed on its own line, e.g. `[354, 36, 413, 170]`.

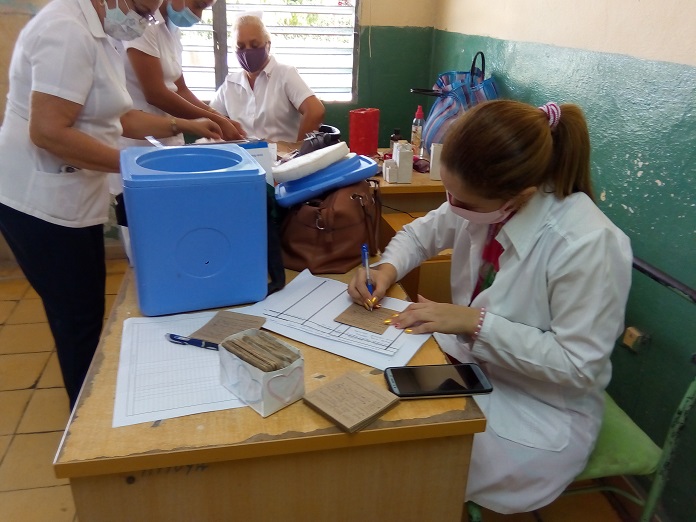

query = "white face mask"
[102, 0, 148, 41]
[447, 192, 514, 224]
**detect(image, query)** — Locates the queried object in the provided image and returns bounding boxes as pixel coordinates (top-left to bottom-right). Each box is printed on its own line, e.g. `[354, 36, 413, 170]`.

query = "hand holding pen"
[361, 243, 377, 311]
[347, 260, 399, 311]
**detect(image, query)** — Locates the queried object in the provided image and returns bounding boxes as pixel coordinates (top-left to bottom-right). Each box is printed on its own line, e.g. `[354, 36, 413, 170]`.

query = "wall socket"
[622, 326, 649, 352]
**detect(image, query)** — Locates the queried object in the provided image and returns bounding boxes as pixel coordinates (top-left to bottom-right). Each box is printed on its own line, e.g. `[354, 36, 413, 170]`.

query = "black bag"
[298, 124, 341, 155]
[265, 184, 287, 294]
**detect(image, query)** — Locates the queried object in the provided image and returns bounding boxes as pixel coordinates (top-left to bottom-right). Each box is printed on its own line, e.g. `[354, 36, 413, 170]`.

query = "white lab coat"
[0, 0, 132, 227]
[379, 189, 633, 513]
[209, 56, 315, 142]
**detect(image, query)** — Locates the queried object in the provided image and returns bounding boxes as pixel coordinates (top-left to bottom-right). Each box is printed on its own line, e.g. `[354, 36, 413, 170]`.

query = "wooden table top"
[54, 268, 485, 479]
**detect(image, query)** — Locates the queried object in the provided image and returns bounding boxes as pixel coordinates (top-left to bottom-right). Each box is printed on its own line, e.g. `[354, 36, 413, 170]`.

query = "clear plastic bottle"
[389, 128, 403, 150]
[411, 105, 424, 157]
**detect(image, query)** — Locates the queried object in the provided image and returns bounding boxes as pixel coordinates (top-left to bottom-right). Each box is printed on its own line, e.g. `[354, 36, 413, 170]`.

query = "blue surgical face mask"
[166, 2, 201, 27]
[102, 0, 148, 41]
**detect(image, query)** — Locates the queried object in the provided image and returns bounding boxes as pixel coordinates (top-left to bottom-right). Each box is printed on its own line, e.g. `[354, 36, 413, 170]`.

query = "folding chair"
[466, 373, 696, 522]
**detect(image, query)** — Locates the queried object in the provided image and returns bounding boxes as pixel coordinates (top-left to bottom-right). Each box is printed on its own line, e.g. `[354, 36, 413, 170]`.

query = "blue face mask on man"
[166, 2, 201, 27]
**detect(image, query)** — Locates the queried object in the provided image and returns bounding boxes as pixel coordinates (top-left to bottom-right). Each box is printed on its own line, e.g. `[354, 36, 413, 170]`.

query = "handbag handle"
[410, 87, 442, 97]
[469, 51, 485, 86]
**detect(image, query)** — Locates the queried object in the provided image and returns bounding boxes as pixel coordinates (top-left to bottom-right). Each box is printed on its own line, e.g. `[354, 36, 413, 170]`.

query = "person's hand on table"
[387, 295, 481, 335]
[348, 263, 397, 311]
[216, 116, 247, 141]
[179, 117, 223, 140]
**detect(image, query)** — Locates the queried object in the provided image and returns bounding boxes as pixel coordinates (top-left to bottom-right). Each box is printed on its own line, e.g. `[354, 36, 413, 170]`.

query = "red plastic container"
[348, 108, 380, 156]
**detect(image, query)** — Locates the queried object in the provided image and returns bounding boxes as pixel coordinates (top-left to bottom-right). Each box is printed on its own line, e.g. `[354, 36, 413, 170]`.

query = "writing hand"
[347, 263, 397, 311]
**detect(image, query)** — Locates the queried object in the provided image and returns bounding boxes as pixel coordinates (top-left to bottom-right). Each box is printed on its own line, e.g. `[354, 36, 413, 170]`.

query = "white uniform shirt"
[0, 0, 132, 227]
[209, 56, 314, 142]
[119, 13, 184, 148]
[380, 189, 633, 513]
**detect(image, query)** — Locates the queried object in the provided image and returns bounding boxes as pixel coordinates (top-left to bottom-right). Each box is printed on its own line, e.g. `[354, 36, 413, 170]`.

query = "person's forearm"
[176, 85, 217, 114]
[121, 110, 186, 140]
[296, 113, 324, 141]
[31, 126, 120, 172]
[146, 87, 217, 121]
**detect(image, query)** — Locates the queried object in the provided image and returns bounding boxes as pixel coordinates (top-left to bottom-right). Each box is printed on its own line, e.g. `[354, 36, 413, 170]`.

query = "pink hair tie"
[539, 102, 561, 130]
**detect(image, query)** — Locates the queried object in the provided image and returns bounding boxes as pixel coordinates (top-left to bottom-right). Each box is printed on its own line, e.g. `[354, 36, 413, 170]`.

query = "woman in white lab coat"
[0, 0, 222, 409]
[348, 100, 633, 513]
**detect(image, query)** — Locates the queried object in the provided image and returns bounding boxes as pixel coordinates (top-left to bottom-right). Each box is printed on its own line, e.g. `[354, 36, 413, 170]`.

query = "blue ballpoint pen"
[361, 243, 375, 296]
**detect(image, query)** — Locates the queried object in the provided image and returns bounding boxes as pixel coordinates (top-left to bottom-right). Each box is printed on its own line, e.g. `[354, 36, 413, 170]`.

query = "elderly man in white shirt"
[209, 14, 325, 143]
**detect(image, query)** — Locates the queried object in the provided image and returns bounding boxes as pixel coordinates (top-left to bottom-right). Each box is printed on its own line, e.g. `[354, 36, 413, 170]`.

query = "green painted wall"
[324, 27, 434, 149]
[333, 26, 695, 521]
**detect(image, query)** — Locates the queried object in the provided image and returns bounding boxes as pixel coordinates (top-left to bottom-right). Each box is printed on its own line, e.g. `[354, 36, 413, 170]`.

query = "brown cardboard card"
[190, 311, 266, 344]
[303, 371, 399, 433]
[334, 303, 398, 335]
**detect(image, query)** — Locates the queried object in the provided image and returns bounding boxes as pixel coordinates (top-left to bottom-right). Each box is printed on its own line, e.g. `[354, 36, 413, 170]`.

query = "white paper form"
[113, 312, 245, 428]
[237, 270, 430, 370]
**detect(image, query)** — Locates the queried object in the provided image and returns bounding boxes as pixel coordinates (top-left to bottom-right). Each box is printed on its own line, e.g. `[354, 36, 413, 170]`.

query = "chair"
[466, 373, 696, 522]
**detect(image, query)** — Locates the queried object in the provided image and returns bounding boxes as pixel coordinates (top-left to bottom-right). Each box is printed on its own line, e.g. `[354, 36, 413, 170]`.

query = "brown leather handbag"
[280, 179, 381, 274]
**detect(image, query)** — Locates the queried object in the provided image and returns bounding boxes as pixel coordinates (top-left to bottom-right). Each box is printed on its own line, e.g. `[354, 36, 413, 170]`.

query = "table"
[55, 269, 485, 522]
[377, 164, 446, 214]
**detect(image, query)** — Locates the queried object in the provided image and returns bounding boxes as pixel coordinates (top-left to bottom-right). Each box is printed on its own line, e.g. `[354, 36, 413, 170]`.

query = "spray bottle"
[411, 105, 424, 157]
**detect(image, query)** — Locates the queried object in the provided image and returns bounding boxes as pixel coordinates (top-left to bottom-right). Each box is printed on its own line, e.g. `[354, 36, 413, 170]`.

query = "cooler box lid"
[274, 154, 378, 207]
[121, 143, 263, 187]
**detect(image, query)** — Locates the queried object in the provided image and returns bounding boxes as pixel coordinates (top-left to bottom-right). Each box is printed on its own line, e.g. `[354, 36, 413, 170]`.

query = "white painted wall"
[358, 0, 436, 28]
[360, 0, 696, 67]
[434, 0, 696, 67]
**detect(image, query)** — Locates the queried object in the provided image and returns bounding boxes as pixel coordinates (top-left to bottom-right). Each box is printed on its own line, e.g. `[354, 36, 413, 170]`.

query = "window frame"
[182, 0, 361, 102]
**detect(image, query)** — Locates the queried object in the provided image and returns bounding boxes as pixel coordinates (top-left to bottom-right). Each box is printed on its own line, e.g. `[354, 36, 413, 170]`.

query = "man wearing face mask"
[209, 14, 325, 144]
[0, 0, 223, 410]
[119, 0, 245, 146]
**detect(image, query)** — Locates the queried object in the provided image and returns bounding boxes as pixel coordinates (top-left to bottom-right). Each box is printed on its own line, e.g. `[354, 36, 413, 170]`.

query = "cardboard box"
[218, 329, 305, 417]
[391, 142, 413, 183]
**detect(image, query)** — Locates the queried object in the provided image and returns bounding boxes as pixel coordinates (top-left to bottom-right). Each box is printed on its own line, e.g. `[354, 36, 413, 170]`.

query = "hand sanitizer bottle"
[411, 105, 424, 157]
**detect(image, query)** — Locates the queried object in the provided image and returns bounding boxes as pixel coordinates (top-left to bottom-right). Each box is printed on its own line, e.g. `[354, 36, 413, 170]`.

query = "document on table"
[113, 312, 246, 428]
[237, 270, 430, 370]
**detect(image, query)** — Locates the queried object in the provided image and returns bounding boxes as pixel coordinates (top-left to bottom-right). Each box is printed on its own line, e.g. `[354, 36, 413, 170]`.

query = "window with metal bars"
[178, 0, 359, 102]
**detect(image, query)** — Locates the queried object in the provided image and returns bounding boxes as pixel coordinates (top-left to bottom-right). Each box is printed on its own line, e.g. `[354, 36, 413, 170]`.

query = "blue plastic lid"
[121, 143, 264, 187]
[274, 154, 378, 207]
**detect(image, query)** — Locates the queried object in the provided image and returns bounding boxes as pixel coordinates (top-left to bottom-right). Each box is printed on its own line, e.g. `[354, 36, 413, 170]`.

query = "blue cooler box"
[121, 144, 267, 316]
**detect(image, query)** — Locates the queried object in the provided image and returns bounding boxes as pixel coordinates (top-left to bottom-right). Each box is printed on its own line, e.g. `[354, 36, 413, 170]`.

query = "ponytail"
[441, 100, 594, 201]
[548, 104, 594, 201]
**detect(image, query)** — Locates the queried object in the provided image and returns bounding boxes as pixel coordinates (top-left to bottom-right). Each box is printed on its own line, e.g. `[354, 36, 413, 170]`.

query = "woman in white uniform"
[121, 0, 244, 146]
[209, 14, 325, 143]
[0, 0, 222, 409]
[348, 100, 633, 513]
